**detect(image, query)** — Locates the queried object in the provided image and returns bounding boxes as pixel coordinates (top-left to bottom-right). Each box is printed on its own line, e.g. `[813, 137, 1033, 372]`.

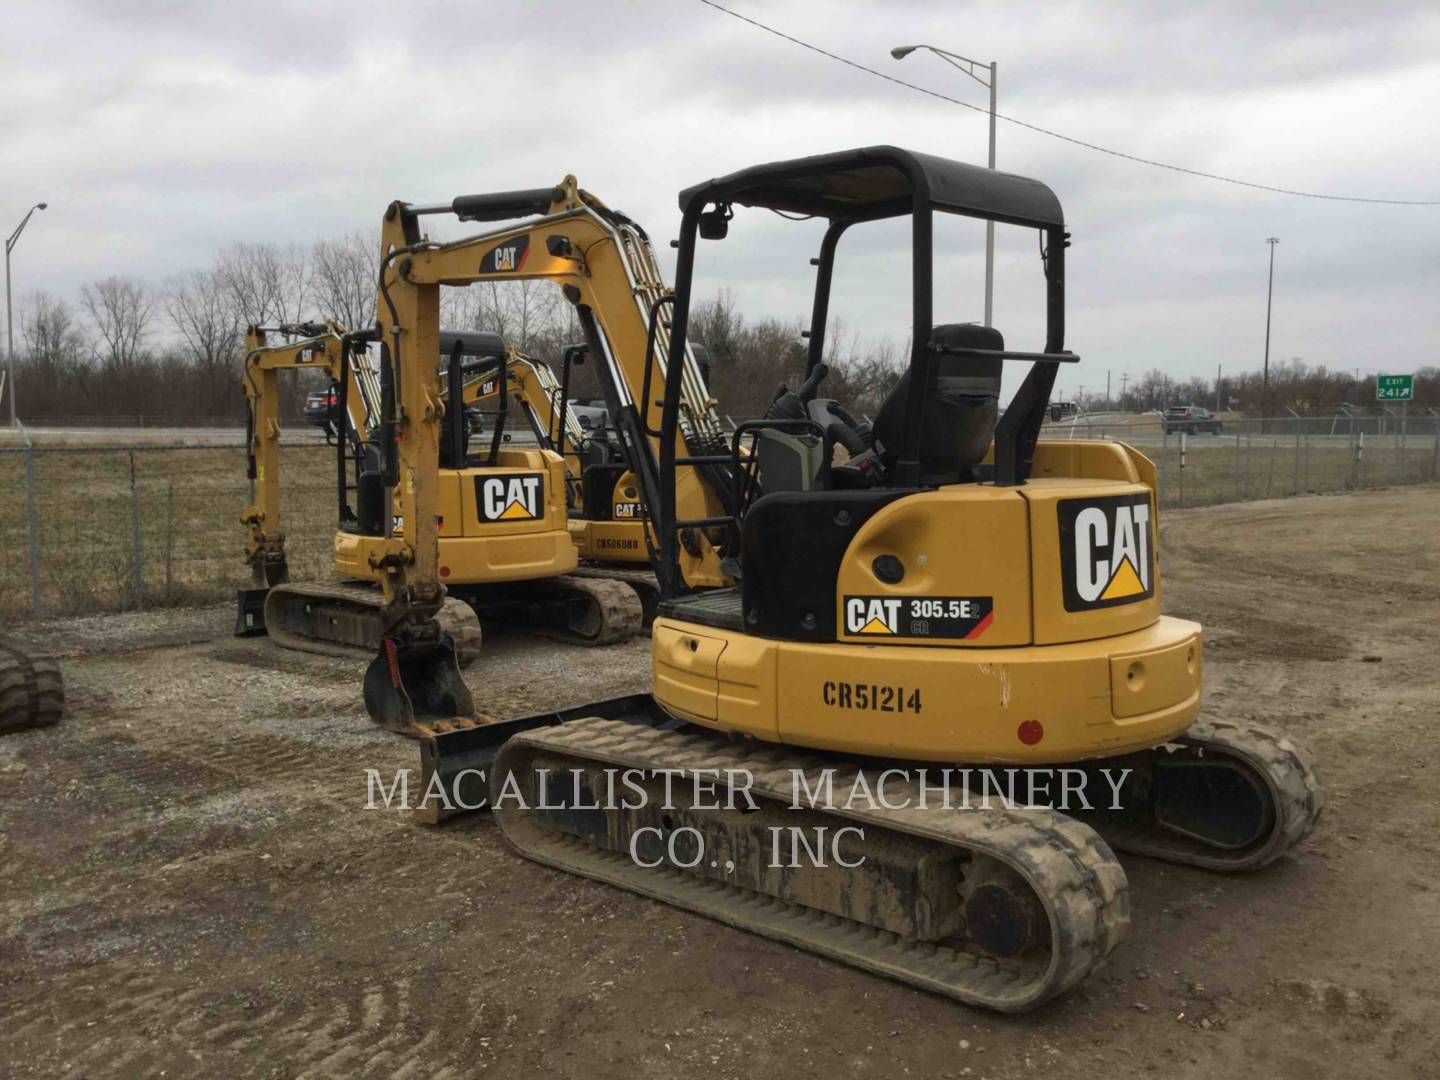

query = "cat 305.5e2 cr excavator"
[398, 148, 1321, 1012]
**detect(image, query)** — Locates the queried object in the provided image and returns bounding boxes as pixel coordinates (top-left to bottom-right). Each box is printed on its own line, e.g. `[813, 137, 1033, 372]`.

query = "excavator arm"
[363, 176, 734, 728]
[240, 322, 373, 593]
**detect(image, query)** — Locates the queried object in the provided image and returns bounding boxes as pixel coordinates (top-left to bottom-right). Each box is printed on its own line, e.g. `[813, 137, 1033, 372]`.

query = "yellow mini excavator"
[396, 148, 1321, 1010]
[444, 341, 664, 621]
[357, 176, 736, 729]
[238, 321, 649, 737]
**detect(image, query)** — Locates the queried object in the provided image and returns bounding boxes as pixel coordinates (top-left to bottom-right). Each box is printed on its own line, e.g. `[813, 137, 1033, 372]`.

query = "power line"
[696, 0, 1440, 207]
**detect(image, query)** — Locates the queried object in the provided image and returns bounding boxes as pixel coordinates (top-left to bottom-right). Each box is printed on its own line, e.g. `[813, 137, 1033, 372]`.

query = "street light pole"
[1263, 237, 1279, 420]
[6, 202, 49, 428]
[891, 44, 996, 327]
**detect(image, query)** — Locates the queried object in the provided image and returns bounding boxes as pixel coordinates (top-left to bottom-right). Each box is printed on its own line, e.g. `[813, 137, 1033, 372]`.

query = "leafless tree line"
[1093, 360, 1439, 415]
[11, 232, 378, 422]
[15, 235, 1426, 426]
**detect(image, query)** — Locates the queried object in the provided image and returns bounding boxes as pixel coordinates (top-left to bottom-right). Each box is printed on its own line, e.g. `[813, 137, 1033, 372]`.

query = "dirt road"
[3, 486, 1438, 1078]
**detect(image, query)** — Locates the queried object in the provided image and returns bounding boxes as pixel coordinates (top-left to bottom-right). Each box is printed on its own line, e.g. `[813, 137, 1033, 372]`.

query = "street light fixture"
[6, 202, 48, 428]
[891, 43, 997, 328]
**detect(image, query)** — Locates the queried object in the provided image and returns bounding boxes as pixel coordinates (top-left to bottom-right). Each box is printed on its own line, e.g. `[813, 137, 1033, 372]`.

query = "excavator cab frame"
[656, 145, 1079, 603]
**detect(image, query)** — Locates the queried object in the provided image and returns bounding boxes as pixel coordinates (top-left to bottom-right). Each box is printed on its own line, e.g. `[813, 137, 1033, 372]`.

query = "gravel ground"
[3, 485, 1439, 1078]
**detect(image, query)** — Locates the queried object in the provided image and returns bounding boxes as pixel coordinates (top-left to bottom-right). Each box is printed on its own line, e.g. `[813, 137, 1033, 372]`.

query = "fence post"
[129, 450, 143, 610]
[165, 479, 175, 591]
[24, 438, 42, 616]
[1231, 431, 1242, 502]
[1266, 440, 1277, 499]
[1397, 401, 1406, 484]
[1178, 431, 1186, 506]
[1160, 427, 1169, 503]
[1292, 423, 1301, 493]
[1356, 431, 1365, 489]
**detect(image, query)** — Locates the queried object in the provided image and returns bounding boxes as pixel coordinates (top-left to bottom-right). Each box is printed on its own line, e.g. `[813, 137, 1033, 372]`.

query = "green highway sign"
[1376, 374, 1414, 402]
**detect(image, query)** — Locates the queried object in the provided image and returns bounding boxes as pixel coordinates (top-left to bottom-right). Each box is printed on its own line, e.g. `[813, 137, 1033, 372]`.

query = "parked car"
[305, 388, 483, 441]
[567, 398, 610, 431]
[303, 388, 338, 429]
[1162, 405, 1223, 435]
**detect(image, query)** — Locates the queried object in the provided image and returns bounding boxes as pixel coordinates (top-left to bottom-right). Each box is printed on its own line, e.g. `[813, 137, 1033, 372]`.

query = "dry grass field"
[1, 428, 1436, 620]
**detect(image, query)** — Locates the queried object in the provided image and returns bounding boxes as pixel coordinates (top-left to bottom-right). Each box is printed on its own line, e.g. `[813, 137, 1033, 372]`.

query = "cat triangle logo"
[859, 617, 894, 635]
[498, 497, 535, 520]
[477, 474, 543, 522]
[1099, 556, 1145, 601]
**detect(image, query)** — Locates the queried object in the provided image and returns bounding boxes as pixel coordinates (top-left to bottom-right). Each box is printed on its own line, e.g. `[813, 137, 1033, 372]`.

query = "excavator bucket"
[363, 634, 478, 737]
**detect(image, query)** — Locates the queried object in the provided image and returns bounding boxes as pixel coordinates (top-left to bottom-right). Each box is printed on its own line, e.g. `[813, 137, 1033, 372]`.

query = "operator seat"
[871, 323, 1003, 485]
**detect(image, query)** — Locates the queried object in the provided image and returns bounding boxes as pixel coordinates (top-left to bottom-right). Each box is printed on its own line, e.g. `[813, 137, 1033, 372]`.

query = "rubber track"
[263, 583, 482, 669]
[533, 576, 645, 646]
[0, 637, 64, 734]
[1096, 718, 1321, 872]
[493, 718, 1129, 1012]
[568, 566, 659, 626]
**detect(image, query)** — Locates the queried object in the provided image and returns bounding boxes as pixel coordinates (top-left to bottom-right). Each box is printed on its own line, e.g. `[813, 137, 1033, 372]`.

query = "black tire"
[0, 643, 64, 734]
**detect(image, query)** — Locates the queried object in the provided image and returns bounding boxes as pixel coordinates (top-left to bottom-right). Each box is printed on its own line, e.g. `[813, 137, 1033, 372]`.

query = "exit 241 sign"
[1377, 374, 1414, 402]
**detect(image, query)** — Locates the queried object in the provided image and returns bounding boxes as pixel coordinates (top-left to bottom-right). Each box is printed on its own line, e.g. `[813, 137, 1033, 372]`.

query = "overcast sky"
[5, 0, 1439, 396]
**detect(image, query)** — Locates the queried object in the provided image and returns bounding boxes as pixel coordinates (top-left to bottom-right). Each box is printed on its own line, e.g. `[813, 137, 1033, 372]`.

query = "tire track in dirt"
[0, 968, 477, 1079]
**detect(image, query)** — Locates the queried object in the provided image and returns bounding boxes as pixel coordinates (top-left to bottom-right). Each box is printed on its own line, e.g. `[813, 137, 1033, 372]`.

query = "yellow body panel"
[836, 487, 1033, 647]
[654, 615, 1201, 764]
[1021, 479, 1160, 644]
[334, 447, 578, 585]
[651, 442, 1197, 765]
[569, 519, 649, 561]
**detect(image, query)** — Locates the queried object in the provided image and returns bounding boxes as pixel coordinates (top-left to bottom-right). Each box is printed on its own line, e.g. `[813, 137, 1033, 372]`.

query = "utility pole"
[1105, 370, 1111, 411]
[1263, 237, 1279, 421]
[1215, 363, 1222, 413]
[5, 202, 48, 428]
[892, 44, 996, 326]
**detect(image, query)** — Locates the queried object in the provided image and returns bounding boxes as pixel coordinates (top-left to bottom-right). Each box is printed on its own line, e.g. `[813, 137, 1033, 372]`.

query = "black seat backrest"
[871, 323, 1003, 485]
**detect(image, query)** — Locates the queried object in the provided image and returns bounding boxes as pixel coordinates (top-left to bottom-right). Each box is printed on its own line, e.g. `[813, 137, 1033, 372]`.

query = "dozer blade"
[363, 634, 479, 738]
[415, 693, 666, 823]
[234, 587, 269, 637]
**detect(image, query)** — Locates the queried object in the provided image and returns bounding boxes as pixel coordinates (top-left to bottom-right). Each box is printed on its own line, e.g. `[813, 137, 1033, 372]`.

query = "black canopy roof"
[677, 145, 1064, 229]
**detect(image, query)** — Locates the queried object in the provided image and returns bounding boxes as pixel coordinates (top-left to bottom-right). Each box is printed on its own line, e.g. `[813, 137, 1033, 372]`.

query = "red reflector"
[1017, 720, 1044, 745]
[439, 566, 450, 578]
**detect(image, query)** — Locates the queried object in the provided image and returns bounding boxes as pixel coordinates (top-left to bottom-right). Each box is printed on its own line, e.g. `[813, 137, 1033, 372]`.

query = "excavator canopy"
[677, 145, 1064, 228]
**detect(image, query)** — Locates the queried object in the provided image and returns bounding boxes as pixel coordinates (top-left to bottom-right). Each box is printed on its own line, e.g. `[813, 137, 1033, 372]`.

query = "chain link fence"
[2, 415, 1437, 620]
[1050, 414, 1440, 509]
[0, 435, 338, 621]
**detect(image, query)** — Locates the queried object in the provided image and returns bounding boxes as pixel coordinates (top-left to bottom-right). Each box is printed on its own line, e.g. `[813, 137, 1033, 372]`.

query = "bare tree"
[166, 268, 241, 374]
[216, 242, 310, 327]
[21, 291, 87, 375]
[81, 276, 156, 372]
[449, 279, 563, 351]
[311, 231, 378, 329]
